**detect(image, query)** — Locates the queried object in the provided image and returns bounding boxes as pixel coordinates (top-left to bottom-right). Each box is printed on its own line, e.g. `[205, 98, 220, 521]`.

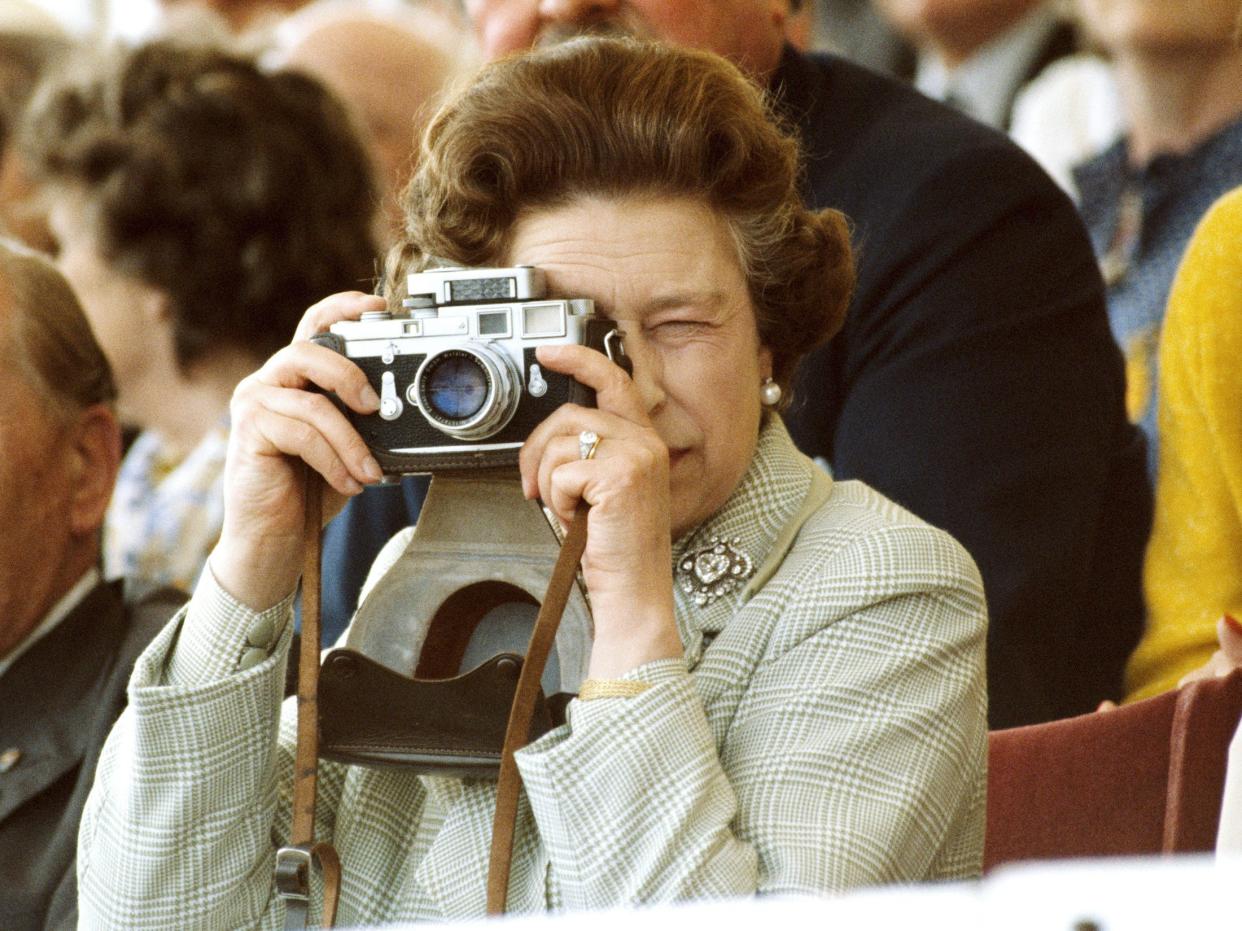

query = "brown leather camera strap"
[276, 471, 341, 929]
[281, 472, 587, 922]
[487, 500, 589, 915]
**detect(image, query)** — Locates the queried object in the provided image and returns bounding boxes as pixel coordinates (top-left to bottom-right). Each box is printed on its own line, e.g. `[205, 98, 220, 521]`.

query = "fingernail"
[360, 385, 380, 410]
[1224, 614, 1242, 635]
[362, 457, 383, 482]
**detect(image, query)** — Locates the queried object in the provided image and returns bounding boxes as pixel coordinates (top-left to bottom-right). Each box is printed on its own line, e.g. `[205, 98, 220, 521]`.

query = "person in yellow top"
[1128, 186, 1242, 701]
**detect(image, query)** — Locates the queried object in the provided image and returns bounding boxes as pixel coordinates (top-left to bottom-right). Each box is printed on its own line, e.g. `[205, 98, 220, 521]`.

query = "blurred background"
[24, 0, 160, 40]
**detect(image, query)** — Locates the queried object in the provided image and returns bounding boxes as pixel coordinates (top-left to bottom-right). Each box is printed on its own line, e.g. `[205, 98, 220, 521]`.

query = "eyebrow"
[640, 290, 730, 314]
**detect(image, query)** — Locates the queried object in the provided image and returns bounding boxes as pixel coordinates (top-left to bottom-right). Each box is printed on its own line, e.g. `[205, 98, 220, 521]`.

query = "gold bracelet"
[577, 678, 652, 701]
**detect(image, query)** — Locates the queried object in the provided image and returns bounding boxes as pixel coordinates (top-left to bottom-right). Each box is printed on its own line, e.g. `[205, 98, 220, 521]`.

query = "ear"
[66, 403, 123, 538]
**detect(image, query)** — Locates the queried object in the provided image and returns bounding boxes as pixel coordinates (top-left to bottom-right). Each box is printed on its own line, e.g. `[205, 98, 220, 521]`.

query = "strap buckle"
[276, 845, 313, 929]
[275, 841, 342, 929]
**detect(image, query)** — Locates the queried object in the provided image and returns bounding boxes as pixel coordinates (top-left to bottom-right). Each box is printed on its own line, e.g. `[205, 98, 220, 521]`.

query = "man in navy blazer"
[320, 0, 1150, 728]
[0, 243, 185, 930]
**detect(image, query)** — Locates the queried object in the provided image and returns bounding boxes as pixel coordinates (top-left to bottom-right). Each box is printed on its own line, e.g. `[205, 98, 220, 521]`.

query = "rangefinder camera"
[312, 265, 628, 473]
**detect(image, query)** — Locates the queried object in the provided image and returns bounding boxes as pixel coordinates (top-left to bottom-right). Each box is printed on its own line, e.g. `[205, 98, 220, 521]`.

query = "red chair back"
[984, 668, 1242, 871]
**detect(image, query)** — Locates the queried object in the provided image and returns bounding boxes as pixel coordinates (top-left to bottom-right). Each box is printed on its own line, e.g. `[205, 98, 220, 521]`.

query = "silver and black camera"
[313, 265, 628, 473]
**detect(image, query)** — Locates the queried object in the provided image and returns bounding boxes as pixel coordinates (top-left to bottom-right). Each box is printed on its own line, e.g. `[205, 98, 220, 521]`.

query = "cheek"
[0, 432, 63, 536]
[686, 378, 761, 467]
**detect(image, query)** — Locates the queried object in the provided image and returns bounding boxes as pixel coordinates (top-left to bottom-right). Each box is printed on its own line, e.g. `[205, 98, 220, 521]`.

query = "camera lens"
[414, 344, 520, 440]
[424, 352, 488, 421]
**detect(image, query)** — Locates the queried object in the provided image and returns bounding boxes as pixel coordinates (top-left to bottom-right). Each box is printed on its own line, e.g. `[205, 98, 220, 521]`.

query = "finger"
[535, 343, 649, 423]
[520, 405, 641, 498]
[1218, 614, 1242, 663]
[544, 457, 599, 526]
[1177, 667, 1207, 689]
[1178, 652, 1228, 688]
[293, 291, 387, 343]
[258, 341, 380, 414]
[250, 407, 367, 497]
[543, 442, 663, 526]
[534, 434, 596, 513]
[256, 384, 382, 486]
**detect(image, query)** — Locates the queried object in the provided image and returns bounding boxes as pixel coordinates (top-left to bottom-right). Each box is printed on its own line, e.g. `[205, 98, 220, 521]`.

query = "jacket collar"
[670, 416, 818, 663]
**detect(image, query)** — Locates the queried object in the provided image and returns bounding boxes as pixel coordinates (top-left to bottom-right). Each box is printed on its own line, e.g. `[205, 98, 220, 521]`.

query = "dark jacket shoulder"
[0, 578, 185, 931]
[771, 47, 1150, 728]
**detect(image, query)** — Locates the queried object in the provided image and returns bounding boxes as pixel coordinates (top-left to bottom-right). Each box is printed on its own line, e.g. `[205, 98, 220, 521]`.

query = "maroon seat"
[984, 668, 1242, 871]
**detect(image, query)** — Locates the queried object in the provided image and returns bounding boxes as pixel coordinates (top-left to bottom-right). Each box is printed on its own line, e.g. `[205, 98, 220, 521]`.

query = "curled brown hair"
[387, 37, 854, 396]
[22, 40, 380, 371]
[0, 238, 116, 416]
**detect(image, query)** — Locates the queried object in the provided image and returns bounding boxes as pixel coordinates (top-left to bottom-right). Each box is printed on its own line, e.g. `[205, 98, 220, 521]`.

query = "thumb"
[1217, 614, 1242, 664]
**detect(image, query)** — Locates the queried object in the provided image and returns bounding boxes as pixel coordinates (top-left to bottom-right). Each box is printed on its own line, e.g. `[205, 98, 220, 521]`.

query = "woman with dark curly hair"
[21, 39, 381, 591]
[78, 38, 987, 927]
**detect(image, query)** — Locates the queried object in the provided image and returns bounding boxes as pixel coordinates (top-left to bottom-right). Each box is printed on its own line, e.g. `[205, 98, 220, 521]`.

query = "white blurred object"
[365, 855, 1239, 930]
[1219, 718, 1242, 855]
[107, 0, 162, 42]
[1010, 53, 1125, 201]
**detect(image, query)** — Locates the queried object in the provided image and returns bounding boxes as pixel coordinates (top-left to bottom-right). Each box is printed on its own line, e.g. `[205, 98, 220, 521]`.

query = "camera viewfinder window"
[478, 311, 511, 338]
[522, 303, 567, 339]
[450, 276, 516, 303]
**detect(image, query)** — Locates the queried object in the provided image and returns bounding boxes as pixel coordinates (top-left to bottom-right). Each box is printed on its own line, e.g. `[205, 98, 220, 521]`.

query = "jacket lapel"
[671, 418, 815, 668]
[0, 582, 126, 825]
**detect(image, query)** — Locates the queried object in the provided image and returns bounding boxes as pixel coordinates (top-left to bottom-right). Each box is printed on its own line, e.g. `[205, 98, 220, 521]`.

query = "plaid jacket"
[78, 419, 987, 928]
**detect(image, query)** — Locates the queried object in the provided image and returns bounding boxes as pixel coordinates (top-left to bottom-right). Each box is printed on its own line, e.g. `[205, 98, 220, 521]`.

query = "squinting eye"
[652, 321, 703, 337]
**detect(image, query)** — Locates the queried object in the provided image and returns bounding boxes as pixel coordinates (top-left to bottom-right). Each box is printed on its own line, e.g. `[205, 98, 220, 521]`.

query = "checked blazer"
[77, 418, 987, 928]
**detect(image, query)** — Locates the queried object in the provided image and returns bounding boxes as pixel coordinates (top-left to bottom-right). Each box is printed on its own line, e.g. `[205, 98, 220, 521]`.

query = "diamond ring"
[578, 430, 600, 461]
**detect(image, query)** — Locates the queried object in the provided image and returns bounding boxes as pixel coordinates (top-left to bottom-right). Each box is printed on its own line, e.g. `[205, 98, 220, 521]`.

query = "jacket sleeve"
[76, 571, 320, 930]
[515, 521, 988, 906]
[1127, 190, 1242, 700]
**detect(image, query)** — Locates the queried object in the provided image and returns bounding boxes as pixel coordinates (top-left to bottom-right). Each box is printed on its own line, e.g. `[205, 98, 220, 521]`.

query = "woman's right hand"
[209, 291, 387, 610]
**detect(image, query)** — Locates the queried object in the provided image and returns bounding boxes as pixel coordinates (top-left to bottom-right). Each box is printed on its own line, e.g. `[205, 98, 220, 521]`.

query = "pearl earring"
[760, 377, 782, 408]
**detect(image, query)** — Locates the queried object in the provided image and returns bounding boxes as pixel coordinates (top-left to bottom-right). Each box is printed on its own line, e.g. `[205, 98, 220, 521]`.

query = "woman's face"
[47, 191, 162, 423]
[506, 195, 772, 539]
[1076, 0, 1242, 52]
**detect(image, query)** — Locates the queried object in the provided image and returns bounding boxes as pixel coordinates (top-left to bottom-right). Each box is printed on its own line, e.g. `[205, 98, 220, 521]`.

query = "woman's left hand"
[1178, 615, 1242, 688]
[520, 342, 683, 679]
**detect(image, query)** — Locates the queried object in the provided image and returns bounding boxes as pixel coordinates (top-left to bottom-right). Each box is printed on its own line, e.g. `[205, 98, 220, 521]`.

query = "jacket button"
[0, 748, 21, 773]
[246, 617, 276, 649]
[238, 647, 269, 670]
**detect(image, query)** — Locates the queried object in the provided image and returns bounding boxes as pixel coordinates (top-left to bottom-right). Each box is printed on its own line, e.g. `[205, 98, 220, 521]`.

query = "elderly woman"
[79, 38, 987, 927]
[21, 40, 380, 592]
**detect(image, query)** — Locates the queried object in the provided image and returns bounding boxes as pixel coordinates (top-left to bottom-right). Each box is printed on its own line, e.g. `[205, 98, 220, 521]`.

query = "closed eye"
[649, 320, 710, 339]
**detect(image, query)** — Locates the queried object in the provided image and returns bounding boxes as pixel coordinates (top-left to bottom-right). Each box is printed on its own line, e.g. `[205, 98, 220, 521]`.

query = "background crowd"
[2, 0, 1242, 928]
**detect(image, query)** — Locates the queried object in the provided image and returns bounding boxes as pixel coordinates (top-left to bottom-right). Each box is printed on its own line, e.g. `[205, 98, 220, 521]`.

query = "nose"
[536, 0, 621, 25]
[622, 333, 666, 416]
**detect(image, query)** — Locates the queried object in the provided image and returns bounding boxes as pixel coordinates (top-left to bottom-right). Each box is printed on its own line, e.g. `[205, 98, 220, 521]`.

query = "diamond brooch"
[677, 536, 755, 607]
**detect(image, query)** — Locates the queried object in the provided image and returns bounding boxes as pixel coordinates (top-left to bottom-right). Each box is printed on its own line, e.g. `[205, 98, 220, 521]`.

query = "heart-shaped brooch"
[677, 536, 755, 607]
